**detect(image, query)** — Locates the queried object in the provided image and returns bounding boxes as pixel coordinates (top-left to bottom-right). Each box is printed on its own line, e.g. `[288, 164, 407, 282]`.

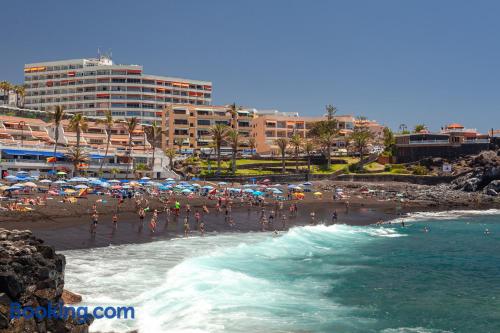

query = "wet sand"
[0, 194, 403, 251]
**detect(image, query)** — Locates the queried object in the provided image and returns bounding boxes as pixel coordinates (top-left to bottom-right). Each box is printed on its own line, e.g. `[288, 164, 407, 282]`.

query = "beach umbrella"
[140, 176, 151, 180]
[56, 171, 67, 176]
[39, 179, 52, 184]
[294, 192, 305, 199]
[252, 190, 263, 196]
[0, 185, 9, 191]
[202, 185, 214, 190]
[6, 185, 22, 191]
[16, 171, 29, 175]
[262, 179, 271, 183]
[22, 182, 38, 188]
[64, 188, 76, 194]
[165, 177, 174, 181]
[4, 175, 18, 182]
[68, 177, 89, 182]
[53, 180, 66, 185]
[243, 188, 254, 193]
[303, 182, 313, 186]
[89, 179, 102, 185]
[110, 185, 122, 190]
[122, 185, 132, 189]
[313, 191, 323, 196]
[272, 189, 283, 194]
[74, 184, 89, 190]
[99, 182, 110, 188]
[218, 181, 228, 186]
[191, 183, 201, 187]
[181, 189, 192, 194]
[108, 179, 120, 183]
[120, 179, 130, 183]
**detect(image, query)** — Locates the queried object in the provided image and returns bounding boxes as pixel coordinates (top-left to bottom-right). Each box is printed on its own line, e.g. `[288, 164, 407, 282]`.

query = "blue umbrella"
[252, 190, 263, 196]
[243, 188, 254, 193]
[202, 185, 214, 190]
[181, 189, 192, 194]
[120, 179, 130, 183]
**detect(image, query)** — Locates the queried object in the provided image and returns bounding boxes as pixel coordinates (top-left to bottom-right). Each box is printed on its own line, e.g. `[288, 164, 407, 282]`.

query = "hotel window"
[127, 78, 140, 83]
[112, 78, 126, 83]
[142, 80, 154, 85]
[174, 119, 189, 125]
[197, 119, 211, 126]
[173, 109, 186, 115]
[126, 103, 140, 108]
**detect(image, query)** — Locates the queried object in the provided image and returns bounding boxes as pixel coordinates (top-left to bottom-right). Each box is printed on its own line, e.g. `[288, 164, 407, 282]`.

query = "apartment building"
[252, 114, 357, 154]
[161, 104, 255, 154]
[23, 56, 212, 124]
[0, 114, 169, 178]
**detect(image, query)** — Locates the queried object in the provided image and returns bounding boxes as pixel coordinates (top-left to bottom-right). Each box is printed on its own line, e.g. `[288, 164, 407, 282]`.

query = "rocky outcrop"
[451, 151, 500, 195]
[0, 229, 92, 332]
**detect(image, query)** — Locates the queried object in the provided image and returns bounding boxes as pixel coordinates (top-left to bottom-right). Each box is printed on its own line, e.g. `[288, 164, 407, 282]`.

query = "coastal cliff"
[0, 229, 92, 332]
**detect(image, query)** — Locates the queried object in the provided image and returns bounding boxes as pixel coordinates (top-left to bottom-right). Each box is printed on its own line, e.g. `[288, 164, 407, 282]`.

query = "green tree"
[303, 140, 315, 174]
[350, 126, 374, 158]
[226, 129, 240, 174]
[13, 85, 26, 107]
[165, 148, 177, 170]
[68, 113, 88, 150]
[383, 127, 395, 151]
[124, 117, 139, 179]
[50, 105, 65, 172]
[413, 124, 427, 133]
[275, 138, 289, 174]
[147, 121, 163, 170]
[210, 123, 229, 175]
[309, 105, 338, 169]
[96, 110, 117, 174]
[67, 147, 88, 177]
[290, 133, 302, 172]
[247, 137, 256, 157]
[0, 81, 12, 105]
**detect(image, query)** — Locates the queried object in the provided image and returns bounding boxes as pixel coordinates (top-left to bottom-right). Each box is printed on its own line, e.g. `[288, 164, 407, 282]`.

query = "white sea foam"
[64, 224, 396, 332]
[382, 328, 454, 333]
[387, 209, 500, 224]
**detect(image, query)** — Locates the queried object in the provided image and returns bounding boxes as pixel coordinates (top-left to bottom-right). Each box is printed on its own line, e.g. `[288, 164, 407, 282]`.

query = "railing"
[464, 139, 490, 144]
[408, 140, 450, 145]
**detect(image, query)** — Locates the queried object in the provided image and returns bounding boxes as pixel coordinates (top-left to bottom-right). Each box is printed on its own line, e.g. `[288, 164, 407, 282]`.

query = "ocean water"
[64, 210, 500, 333]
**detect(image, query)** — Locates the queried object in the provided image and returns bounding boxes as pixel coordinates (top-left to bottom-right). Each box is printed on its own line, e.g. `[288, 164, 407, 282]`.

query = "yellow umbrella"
[313, 191, 323, 196]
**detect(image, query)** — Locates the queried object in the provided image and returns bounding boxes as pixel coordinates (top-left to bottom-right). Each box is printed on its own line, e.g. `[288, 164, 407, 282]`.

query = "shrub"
[384, 164, 392, 172]
[392, 168, 411, 174]
[412, 165, 429, 175]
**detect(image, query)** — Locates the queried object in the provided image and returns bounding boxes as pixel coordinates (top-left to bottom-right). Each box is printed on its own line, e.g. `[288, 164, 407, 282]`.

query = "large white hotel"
[23, 55, 212, 123]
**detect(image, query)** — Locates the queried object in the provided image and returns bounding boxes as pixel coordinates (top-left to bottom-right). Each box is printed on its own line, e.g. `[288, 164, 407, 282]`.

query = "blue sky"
[2, 0, 499, 131]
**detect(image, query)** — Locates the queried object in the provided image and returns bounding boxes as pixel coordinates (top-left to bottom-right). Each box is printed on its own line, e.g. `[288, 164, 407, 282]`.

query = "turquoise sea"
[64, 210, 500, 333]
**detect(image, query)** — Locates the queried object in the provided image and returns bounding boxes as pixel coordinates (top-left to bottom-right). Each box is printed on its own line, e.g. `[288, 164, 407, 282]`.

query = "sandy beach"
[1, 179, 498, 251]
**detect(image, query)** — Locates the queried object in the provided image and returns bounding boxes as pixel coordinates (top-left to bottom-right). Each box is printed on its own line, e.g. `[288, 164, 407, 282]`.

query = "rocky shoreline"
[0, 229, 92, 333]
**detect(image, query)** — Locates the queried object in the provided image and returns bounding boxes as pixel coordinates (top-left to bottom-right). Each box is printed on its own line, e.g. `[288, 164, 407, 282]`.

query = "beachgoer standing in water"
[184, 217, 190, 237]
[112, 213, 118, 229]
[332, 210, 338, 223]
[91, 213, 98, 234]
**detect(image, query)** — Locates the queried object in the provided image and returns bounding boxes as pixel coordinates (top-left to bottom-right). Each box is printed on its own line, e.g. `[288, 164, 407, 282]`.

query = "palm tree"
[303, 140, 315, 174]
[13, 85, 26, 108]
[290, 133, 302, 172]
[67, 147, 89, 177]
[413, 124, 426, 133]
[96, 110, 117, 173]
[68, 113, 88, 150]
[227, 129, 240, 174]
[148, 121, 162, 170]
[210, 123, 229, 174]
[247, 137, 256, 157]
[0, 81, 12, 105]
[165, 148, 177, 170]
[309, 105, 338, 169]
[227, 103, 240, 129]
[124, 117, 139, 179]
[50, 106, 65, 172]
[275, 138, 289, 174]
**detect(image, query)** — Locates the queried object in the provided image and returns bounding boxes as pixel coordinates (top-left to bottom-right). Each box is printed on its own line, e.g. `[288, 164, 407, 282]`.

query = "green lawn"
[364, 162, 385, 172]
